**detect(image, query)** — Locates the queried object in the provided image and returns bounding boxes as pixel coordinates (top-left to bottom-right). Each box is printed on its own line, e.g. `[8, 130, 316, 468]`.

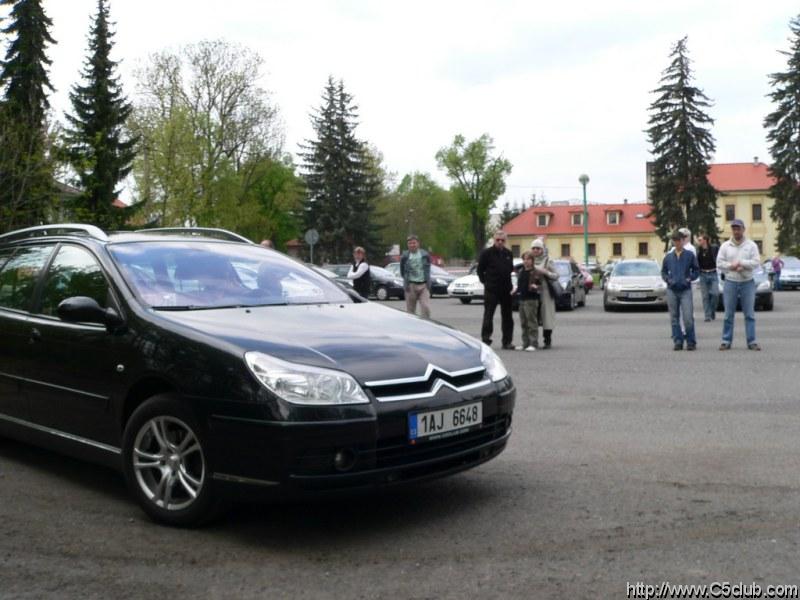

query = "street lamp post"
[579, 174, 590, 267]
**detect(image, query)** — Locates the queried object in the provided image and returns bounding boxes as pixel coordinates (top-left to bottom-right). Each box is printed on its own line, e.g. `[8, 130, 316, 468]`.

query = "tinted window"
[38, 245, 109, 316]
[110, 242, 351, 309]
[0, 245, 56, 311]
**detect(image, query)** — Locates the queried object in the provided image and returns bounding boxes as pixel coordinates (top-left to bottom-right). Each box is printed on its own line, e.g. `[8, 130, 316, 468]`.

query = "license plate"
[627, 292, 647, 299]
[408, 402, 482, 442]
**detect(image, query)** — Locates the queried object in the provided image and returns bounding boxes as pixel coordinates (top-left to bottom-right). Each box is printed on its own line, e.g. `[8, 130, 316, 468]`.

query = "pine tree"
[0, 0, 56, 231]
[63, 0, 137, 229]
[764, 15, 800, 254]
[299, 77, 382, 263]
[646, 37, 718, 245]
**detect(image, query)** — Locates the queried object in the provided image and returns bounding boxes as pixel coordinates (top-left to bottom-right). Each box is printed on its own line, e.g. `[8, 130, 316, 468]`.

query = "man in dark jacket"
[662, 230, 700, 351]
[696, 234, 719, 321]
[477, 230, 515, 349]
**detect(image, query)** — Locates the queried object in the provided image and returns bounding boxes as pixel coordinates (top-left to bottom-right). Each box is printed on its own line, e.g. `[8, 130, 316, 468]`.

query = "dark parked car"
[717, 268, 774, 311]
[0, 225, 515, 526]
[551, 260, 587, 310]
[326, 264, 405, 300]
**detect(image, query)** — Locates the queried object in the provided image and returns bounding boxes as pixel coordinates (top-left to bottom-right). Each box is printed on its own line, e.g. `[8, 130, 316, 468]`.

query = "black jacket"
[516, 268, 541, 300]
[477, 246, 514, 293]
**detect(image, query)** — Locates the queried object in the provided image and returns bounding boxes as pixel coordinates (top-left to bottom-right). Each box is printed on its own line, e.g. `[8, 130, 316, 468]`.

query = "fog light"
[333, 448, 357, 472]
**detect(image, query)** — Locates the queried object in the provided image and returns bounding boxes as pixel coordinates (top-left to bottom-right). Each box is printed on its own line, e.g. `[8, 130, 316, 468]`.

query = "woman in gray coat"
[530, 239, 559, 348]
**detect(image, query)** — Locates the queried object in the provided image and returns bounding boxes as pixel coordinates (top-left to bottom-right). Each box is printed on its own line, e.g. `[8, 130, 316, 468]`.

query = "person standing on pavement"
[530, 239, 559, 349]
[347, 246, 371, 299]
[400, 235, 432, 319]
[477, 231, 515, 349]
[717, 219, 761, 351]
[771, 253, 784, 291]
[515, 251, 541, 351]
[662, 230, 700, 351]
[696, 234, 719, 322]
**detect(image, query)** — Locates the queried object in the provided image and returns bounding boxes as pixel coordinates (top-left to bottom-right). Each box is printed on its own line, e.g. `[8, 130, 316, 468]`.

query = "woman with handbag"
[530, 239, 559, 348]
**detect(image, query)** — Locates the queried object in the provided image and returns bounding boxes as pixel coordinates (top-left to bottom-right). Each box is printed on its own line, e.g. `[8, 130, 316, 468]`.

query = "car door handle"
[29, 328, 42, 343]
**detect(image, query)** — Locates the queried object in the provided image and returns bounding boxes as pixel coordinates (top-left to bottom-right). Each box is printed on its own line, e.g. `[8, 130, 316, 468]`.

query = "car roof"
[0, 224, 255, 247]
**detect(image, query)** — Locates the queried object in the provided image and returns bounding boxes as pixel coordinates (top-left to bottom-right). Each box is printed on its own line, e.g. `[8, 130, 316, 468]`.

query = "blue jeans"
[773, 271, 781, 291]
[698, 271, 719, 320]
[666, 287, 695, 346]
[721, 278, 756, 345]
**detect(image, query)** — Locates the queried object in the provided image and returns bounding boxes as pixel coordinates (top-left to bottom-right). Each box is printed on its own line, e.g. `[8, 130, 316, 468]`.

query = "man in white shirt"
[716, 219, 761, 351]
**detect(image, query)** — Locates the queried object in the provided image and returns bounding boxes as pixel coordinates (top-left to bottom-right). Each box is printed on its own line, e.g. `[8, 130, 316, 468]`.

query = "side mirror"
[57, 296, 125, 330]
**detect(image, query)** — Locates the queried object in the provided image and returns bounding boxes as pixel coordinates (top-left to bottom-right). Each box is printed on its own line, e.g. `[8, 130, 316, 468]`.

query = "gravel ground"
[1, 290, 799, 599]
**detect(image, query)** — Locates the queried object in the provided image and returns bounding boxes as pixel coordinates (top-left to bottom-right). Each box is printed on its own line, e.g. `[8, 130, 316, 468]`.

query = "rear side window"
[0, 245, 56, 311]
[38, 245, 109, 316]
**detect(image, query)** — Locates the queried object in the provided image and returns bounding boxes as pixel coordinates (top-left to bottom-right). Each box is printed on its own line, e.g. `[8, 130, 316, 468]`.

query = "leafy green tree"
[300, 77, 383, 263]
[0, 0, 56, 231]
[435, 134, 512, 257]
[63, 0, 137, 229]
[646, 36, 718, 245]
[129, 41, 284, 234]
[765, 15, 800, 253]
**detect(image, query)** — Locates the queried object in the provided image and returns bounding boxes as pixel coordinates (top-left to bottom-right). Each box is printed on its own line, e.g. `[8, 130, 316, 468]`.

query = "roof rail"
[133, 227, 254, 244]
[0, 224, 109, 243]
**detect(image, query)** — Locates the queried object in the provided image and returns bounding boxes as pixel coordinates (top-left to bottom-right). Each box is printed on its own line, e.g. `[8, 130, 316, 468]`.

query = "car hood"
[153, 302, 483, 383]
[451, 274, 482, 286]
[609, 276, 663, 288]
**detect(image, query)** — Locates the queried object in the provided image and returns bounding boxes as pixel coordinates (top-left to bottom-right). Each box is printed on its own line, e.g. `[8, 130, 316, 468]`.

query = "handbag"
[543, 259, 563, 297]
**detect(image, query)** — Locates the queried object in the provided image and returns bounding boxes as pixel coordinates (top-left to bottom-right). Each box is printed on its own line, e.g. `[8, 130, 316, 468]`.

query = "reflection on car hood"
[451, 274, 482, 285]
[154, 302, 483, 382]
[609, 276, 663, 287]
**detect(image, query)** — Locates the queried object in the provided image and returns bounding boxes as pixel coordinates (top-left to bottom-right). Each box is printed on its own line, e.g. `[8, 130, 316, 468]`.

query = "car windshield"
[782, 256, 800, 268]
[109, 242, 352, 309]
[753, 268, 768, 283]
[553, 262, 572, 276]
[431, 265, 450, 277]
[613, 262, 660, 277]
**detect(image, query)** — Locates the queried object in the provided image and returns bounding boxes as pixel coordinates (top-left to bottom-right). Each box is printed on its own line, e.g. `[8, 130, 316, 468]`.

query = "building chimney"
[754, 156, 759, 165]
[623, 198, 628, 204]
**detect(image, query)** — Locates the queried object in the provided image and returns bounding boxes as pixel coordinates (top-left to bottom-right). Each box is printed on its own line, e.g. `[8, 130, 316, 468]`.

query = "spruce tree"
[63, 0, 137, 229]
[764, 15, 800, 253]
[646, 37, 719, 245]
[0, 0, 56, 231]
[299, 77, 382, 263]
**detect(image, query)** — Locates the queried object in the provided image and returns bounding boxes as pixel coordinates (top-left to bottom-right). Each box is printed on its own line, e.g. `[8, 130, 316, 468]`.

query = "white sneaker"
[524, 346, 536, 352]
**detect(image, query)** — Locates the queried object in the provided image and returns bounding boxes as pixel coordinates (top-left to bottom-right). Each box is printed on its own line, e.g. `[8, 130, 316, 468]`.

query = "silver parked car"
[603, 259, 668, 311]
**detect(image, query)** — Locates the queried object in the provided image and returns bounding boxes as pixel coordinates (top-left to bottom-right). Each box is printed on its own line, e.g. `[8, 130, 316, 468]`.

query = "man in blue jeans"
[662, 230, 700, 350]
[716, 219, 761, 350]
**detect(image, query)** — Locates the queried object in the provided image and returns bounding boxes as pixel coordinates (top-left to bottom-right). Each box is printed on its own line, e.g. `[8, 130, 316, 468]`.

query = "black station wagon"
[0, 225, 515, 525]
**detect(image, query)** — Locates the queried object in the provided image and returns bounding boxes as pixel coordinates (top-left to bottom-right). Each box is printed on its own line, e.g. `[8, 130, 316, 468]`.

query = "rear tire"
[459, 298, 472, 304]
[375, 286, 389, 301]
[122, 394, 220, 527]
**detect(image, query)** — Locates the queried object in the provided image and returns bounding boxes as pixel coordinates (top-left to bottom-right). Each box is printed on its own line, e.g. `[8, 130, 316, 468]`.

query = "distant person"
[662, 229, 699, 351]
[515, 251, 540, 351]
[477, 231, 515, 349]
[400, 235, 431, 319]
[529, 239, 559, 349]
[696, 234, 719, 322]
[771, 253, 784, 291]
[347, 246, 371, 298]
[260, 239, 274, 249]
[717, 219, 761, 351]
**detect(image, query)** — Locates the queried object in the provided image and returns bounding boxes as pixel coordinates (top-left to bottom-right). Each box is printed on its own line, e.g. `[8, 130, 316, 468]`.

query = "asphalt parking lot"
[2, 290, 800, 599]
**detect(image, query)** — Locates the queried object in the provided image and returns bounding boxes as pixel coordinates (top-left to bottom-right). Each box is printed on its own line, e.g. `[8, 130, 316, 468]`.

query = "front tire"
[375, 285, 389, 301]
[459, 297, 472, 304]
[122, 395, 219, 527]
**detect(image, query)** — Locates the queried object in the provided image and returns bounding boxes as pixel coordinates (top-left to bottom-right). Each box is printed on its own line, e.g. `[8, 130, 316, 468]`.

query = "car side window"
[38, 245, 109, 316]
[0, 245, 56, 312]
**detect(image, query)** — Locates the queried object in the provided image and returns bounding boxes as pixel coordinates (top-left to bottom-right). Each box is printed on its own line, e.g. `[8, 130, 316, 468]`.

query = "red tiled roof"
[504, 203, 656, 236]
[708, 162, 775, 192]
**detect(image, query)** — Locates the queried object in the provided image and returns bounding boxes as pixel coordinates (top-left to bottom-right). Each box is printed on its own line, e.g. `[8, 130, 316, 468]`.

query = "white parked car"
[447, 259, 522, 304]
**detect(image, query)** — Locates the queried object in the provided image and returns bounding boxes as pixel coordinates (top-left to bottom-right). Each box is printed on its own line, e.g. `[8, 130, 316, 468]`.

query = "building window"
[587, 243, 596, 257]
[612, 242, 622, 256]
[607, 212, 619, 225]
[725, 204, 736, 221]
[638, 242, 648, 256]
[571, 213, 583, 226]
[537, 214, 549, 227]
[752, 204, 762, 222]
[511, 244, 520, 258]
[560, 243, 570, 257]
[754, 239, 763, 253]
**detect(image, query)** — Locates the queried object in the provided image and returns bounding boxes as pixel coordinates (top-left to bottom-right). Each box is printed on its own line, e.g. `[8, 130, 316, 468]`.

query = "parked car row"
[717, 268, 774, 311]
[384, 262, 457, 296]
[325, 264, 405, 300]
[764, 256, 800, 290]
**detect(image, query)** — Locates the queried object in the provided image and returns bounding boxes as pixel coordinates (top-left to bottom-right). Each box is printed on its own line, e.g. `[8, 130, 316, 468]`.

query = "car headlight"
[480, 343, 508, 382]
[435, 278, 446, 285]
[245, 352, 369, 405]
[607, 282, 621, 292]
[655, 281, 667, 289]
[393, 279, 403, 286]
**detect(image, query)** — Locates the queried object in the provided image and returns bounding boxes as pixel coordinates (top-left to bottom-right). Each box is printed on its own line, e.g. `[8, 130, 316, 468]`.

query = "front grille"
[365, 367, 487, 402]
[617, 295, 659, 302]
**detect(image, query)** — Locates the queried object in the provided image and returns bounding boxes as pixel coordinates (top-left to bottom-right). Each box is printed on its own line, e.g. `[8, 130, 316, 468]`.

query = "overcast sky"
[14, 1, 800, 207]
